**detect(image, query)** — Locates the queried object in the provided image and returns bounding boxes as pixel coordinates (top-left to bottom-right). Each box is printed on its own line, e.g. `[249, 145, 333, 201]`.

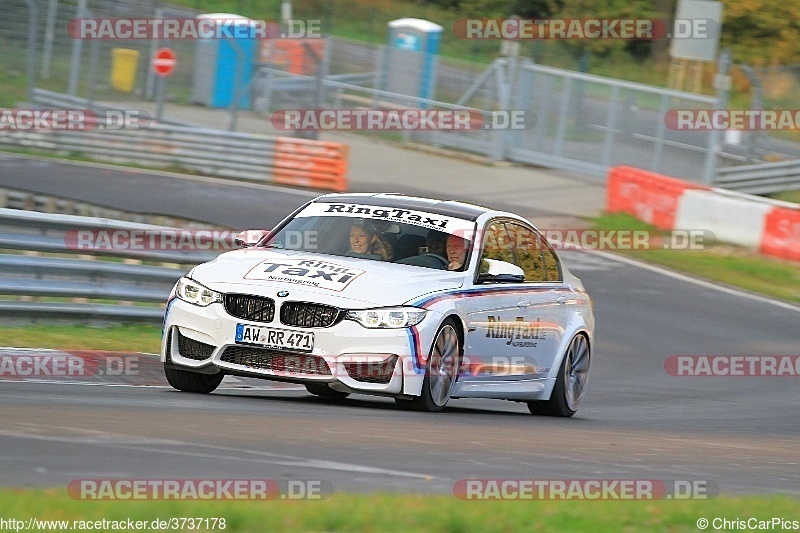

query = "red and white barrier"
[607, 166, 800, 261]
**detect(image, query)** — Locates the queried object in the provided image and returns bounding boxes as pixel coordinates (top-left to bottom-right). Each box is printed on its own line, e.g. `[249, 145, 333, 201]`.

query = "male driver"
[446, 234, 468, 271]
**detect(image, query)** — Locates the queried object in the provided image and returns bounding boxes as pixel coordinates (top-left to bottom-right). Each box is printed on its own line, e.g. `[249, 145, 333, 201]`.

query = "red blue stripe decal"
[409, 285, 569, 308]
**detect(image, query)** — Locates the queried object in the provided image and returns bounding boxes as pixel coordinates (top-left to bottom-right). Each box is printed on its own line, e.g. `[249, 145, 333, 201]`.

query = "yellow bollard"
[110, 48, 140, 93]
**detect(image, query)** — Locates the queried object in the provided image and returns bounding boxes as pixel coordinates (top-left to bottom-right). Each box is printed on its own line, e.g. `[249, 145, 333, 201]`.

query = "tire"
[395, 319, 461, 413]
[305, 383, 351, 399]
[164, 364, 224, 394]
[528, 334, 590, 417]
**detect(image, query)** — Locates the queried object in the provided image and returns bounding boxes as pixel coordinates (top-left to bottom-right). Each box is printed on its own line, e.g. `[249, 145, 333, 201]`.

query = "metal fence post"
[702, 48, 731, 186]
[145, 8, 164, 100]
[68, 0, 88, 96]
[554, 77, 572, 157]
[739, 65, 765, 163]
[651, 93, 669, 173]
[601, 85, 619, 168]
[86, 36, 100, 107]
[25, 0, 39, 100]
[41, 0, 58, 79]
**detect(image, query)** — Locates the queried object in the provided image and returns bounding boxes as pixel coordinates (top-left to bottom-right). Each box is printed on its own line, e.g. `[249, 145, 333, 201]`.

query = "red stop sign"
[152, 48, 176, 77]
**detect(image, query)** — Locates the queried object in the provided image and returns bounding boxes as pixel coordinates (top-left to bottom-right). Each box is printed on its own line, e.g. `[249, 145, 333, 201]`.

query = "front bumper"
[162, 299, 431, 396]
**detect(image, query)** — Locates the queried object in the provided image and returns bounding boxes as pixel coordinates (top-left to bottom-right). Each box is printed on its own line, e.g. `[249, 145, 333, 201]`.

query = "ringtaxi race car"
[162, 194, 594, 415]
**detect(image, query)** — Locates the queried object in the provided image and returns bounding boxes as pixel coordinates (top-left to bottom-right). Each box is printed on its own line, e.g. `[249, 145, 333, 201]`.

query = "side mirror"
[235, 229, 269, 248]
[477, 258, 525, 283]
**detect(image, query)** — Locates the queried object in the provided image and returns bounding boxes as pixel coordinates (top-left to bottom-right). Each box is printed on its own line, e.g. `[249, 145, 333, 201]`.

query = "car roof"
[314, 193, 491, 222]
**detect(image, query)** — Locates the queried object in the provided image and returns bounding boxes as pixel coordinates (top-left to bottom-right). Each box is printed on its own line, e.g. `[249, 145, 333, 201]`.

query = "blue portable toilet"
[384, 18, 443, 104]
[191, 14, 259, 109]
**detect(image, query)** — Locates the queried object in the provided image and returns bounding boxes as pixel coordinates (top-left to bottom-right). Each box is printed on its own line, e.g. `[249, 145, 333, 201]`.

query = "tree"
[719, 0, 800, 65]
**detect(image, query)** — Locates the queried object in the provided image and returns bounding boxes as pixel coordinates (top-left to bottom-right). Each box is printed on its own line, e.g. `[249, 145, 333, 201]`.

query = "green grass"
[591, 213, 800, 303]
[0, 146, 206, 176]
[0, 324, 162, 353]
[1, 489, 798, 532]
[769, 190, 800, 205]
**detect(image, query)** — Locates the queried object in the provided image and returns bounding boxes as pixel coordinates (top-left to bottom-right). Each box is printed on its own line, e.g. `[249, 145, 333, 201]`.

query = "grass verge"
[590, 213, 800, 304]
[0, 324, 161, 353]
[769, 190, 800, 205]
[0, 146, 204, 176]
[1, 489, 798, 532]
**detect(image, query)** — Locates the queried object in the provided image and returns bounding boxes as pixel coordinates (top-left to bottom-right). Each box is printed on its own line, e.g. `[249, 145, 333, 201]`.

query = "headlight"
[174, 277, 223, 307]
[345, 307, 427, 329]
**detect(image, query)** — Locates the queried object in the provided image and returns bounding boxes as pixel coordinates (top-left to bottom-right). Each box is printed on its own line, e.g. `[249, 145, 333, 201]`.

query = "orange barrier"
[260, 39, 326, 75]
[273, 138, 349, 192]
[760, 207, 800, 261]
[606, 166, 711, 230]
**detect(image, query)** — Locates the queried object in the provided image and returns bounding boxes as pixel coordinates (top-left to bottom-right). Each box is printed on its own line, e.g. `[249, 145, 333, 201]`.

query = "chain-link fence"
[1, 0, 202, 108]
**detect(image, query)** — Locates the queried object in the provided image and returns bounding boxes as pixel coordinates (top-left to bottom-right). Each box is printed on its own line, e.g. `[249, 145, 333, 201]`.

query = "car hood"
[188, 249, 464, 307]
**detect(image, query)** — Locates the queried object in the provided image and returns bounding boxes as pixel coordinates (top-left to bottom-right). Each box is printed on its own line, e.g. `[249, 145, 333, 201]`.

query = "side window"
[479, 221, 514, 271]
[542, 239, 562, 281]
[506, 223, 547, 282]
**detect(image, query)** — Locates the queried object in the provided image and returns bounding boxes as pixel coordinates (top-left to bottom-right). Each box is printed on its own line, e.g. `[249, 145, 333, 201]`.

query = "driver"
[446, 233, 468, 271]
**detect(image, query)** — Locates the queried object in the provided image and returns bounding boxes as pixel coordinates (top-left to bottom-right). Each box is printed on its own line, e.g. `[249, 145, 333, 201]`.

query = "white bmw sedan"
[162, 193, 594, 416]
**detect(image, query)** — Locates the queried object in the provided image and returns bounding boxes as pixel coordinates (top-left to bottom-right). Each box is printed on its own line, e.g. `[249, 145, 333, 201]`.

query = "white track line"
[0, 424, 435, 481]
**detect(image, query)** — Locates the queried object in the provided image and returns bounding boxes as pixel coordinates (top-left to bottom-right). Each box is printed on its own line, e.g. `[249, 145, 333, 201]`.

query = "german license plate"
[235, 324, 314, 352]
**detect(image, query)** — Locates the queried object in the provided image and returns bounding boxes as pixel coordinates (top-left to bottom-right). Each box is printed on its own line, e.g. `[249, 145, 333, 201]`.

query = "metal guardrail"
[714, 159, 800, 194]
[0, 207, 218, 322]
[0, 186, 207, 227]
[2, 89, 348, 191]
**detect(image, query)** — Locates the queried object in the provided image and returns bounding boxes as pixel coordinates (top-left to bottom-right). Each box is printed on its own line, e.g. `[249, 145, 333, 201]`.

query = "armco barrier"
[606, 166, 711, 230]
[0, 125, 349, 193]
[0, 207, 218, 322]
[1, 89, 349, 192]
[606, 166, 800, 262]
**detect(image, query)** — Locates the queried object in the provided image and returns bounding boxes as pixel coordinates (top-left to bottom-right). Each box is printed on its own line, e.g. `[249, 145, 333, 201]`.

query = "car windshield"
[262, 202, 476, 271]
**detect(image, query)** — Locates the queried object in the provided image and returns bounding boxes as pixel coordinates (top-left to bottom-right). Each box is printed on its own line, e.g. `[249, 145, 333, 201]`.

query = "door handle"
[516, 300, 530, 308]
[557, 296, 567, 305]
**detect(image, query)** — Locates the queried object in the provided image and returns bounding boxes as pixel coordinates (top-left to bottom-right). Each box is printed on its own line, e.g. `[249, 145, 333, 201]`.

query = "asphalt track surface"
[1, 158, 799, 496]
[0, 153, 571, 228]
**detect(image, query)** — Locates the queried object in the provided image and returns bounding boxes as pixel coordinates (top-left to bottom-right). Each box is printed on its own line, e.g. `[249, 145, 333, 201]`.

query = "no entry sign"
[151, 48, 176, 76]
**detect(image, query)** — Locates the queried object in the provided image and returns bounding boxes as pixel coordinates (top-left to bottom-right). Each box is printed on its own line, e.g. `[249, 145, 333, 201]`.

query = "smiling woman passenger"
[348, 220, 394, 261]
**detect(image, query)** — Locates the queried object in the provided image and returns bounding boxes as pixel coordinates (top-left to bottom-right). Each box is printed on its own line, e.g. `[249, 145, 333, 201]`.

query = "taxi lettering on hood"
[244, 259, 365, 291]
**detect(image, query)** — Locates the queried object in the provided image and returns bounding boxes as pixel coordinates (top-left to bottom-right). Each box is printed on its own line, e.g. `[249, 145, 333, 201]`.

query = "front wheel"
[164, 364, 224, 393]
[395, 320, 461, 412]
[528, 334, 590, 417]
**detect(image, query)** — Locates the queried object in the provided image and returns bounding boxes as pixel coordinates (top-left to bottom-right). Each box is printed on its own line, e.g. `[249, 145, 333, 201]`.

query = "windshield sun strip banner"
[296, 202, 477, 236]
